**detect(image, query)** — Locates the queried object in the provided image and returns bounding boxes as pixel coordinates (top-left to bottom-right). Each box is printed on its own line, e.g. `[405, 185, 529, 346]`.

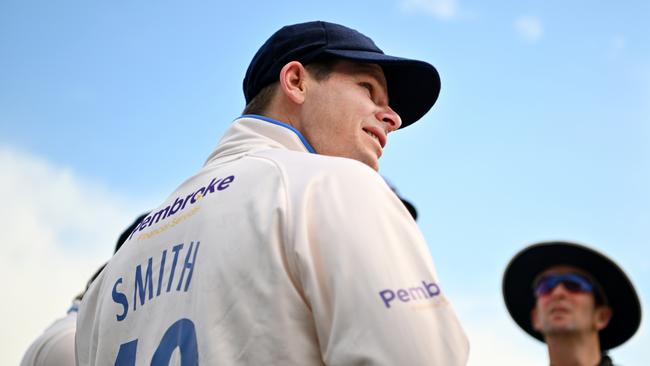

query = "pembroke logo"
[128, 175, 235, 241]
[379, 280, 442, 309]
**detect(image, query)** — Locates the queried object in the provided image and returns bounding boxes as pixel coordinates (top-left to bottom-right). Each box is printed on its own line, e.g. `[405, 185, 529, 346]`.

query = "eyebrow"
[354, 64, 386, 83]
[352, 63, 389, 101]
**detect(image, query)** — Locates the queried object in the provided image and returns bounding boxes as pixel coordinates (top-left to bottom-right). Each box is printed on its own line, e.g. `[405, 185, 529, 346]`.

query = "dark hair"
[242, 58, 339, 116]
[115, 212, 150, 253]
[75, 212, 150, 301]
[242, 82, 278, 116]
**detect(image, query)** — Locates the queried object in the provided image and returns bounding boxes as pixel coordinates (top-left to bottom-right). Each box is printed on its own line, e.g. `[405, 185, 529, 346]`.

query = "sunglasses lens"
[534, 273, 594, 297]
[534, 278, 556, 297]
[563, 279, 584, 292]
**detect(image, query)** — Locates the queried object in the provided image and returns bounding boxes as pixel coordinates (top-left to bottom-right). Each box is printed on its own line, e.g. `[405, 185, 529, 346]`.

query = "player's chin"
[348, 146, 380, 170]
[360, 153, 380, 171]
[369, 160, 380, 171]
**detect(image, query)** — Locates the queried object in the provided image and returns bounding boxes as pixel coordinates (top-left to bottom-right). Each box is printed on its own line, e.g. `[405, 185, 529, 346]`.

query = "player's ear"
[531, 307, 541, 331]
[279, 61, 308, 105]
[594, 306, 612, 331]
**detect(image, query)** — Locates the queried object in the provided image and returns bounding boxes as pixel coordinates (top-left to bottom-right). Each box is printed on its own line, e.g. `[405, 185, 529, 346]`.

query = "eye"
[359, 82, 373, 97]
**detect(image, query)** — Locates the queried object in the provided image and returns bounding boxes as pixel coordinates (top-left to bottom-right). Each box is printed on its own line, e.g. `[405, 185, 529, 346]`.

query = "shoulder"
[20, 311, 77, 366]
[254, 149, 384, 190]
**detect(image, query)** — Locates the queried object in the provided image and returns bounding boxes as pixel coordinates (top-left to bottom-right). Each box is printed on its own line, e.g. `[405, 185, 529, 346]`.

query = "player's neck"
[545, 332, 602, 366]
[260, 93, 305, 132]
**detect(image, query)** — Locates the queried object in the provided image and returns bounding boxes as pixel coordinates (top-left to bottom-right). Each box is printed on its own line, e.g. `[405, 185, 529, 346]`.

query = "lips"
[550, 306, 569, 315]
[362, 126, 386, 148]
[548, 301, 571, 316]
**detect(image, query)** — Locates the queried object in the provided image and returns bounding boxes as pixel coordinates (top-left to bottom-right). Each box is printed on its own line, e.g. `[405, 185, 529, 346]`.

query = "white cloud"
[0, 146, 143, 365]
[400, 0, 459, 20]
[514, 16, 543, 43]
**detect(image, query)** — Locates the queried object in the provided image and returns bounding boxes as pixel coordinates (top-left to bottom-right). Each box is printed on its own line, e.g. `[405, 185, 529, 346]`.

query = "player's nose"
[376, 106, 401, 133]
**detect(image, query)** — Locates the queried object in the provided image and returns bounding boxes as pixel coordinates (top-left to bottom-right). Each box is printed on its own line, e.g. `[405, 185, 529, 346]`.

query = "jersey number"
[115, 318, 198, 365]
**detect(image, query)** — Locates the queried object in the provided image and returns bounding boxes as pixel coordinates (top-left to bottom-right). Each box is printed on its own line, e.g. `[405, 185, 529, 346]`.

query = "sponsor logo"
[128, 175, 235, 241]
[378, 280, 442, 309]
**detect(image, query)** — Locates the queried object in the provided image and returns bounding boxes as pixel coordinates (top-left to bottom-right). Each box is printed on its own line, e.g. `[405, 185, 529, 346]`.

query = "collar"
[204, 115, 315, 166]
[67, 300, 81, 314]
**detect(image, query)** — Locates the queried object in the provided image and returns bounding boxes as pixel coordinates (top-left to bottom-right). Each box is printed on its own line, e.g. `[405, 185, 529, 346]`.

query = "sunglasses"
[533, 273, 594, 297]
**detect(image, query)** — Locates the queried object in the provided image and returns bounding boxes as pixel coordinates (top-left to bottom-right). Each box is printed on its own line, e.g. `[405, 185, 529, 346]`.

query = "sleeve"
[21, 312, 77, 366]
[34, 330, 76, 366]
[290, 164, 469, 366]
[75, 273, 103, 366]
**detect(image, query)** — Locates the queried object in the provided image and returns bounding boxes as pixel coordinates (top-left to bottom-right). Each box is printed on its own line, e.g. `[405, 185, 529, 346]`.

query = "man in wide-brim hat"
[502, 241, 642, 366]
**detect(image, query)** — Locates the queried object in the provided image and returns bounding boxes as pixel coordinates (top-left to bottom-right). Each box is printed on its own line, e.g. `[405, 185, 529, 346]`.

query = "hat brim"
[502, 241, 641, 350]
[323, 49, 440, 128]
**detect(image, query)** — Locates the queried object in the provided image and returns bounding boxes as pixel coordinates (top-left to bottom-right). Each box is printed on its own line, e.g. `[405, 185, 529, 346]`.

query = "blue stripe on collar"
[238, 114, 316, 153]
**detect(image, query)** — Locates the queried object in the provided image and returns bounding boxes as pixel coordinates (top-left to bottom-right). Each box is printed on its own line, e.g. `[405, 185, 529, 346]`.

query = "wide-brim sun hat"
[502, 241, 641, 350]
[243, 21, 440, 128]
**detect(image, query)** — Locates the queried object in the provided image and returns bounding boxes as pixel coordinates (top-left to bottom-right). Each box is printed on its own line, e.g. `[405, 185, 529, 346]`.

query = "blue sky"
[1, 0, 648, 364]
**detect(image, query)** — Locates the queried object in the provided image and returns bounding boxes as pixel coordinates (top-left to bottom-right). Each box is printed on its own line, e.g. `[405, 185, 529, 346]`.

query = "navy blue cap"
[243, 21, 441, 128]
